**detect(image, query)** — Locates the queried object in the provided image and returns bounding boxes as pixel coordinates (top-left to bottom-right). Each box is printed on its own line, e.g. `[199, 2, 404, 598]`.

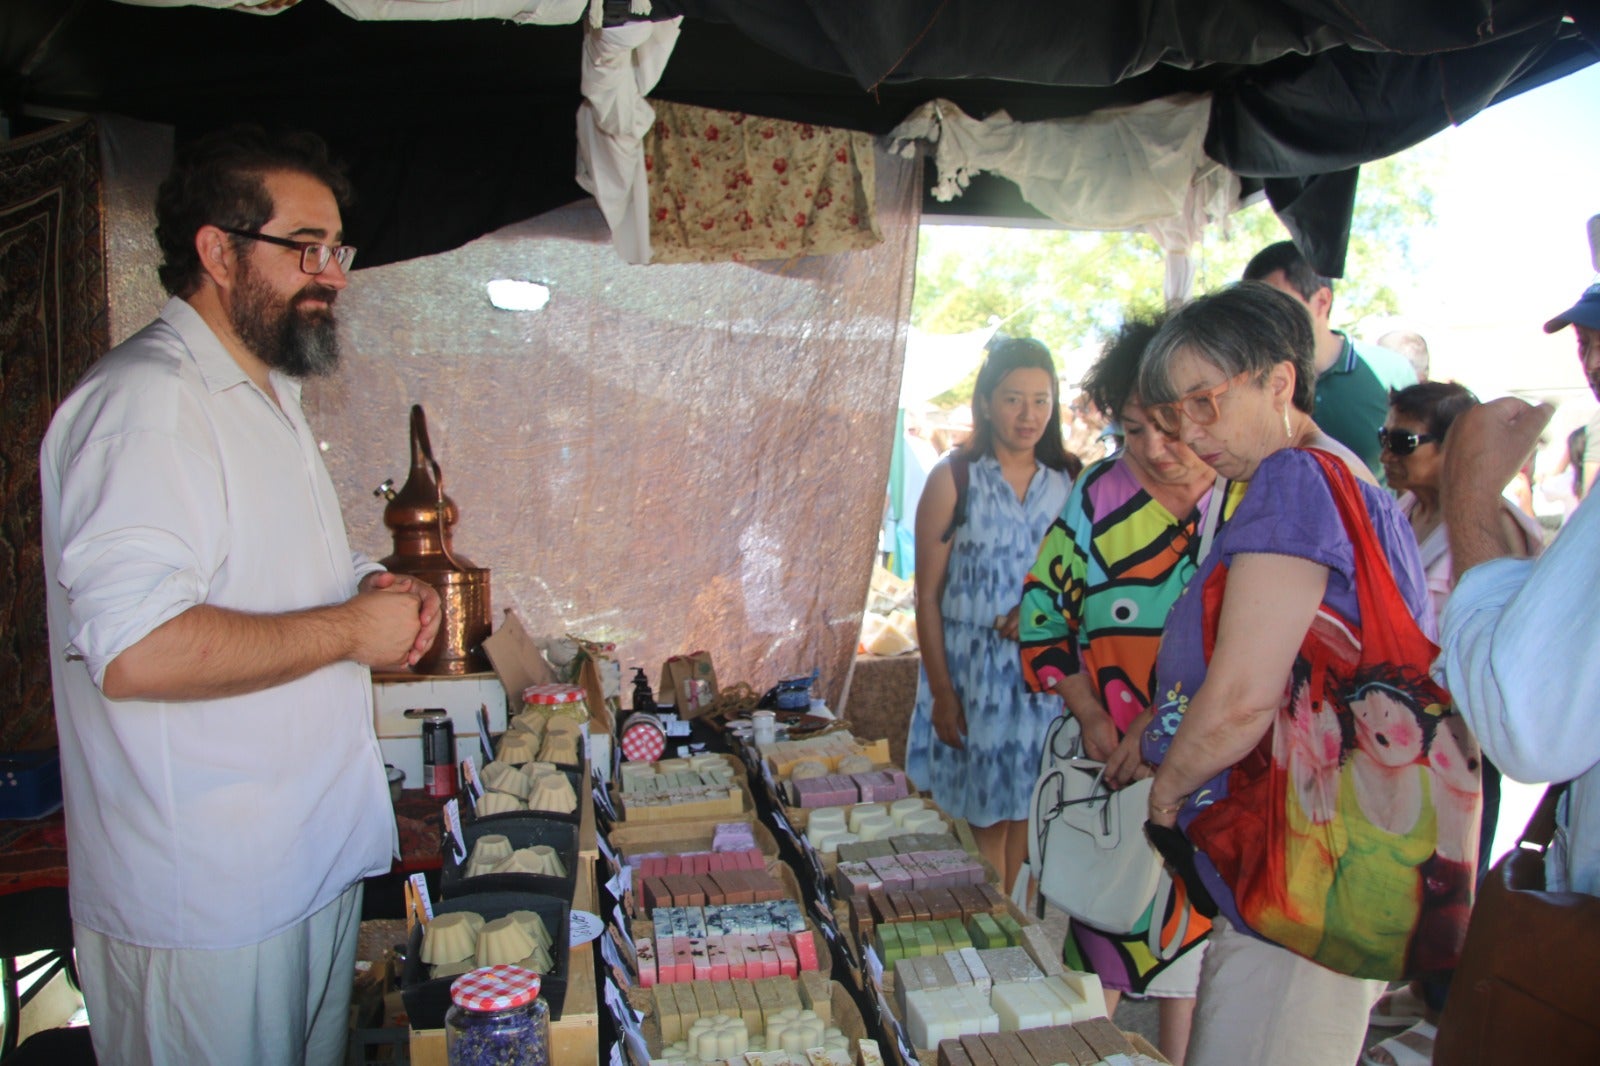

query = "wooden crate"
[409, 861, 598, 1065]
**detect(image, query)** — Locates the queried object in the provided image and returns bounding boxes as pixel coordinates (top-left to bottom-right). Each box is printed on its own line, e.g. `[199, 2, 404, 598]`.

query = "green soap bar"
[878, 922, 902, 961]
[914, 924, 938, 957]
[995, 913, 1024, 947]
[944, 917, 972, 950]
[969, 913, 1003, 949]
[932, 921, 953, 951]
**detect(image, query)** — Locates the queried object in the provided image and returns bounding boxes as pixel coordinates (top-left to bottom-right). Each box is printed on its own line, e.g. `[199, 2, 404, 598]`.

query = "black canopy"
[3, 0, 1594, 272]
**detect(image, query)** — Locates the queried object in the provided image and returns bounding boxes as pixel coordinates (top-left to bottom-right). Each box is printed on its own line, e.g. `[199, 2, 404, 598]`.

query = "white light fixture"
[486, 279, 551, 312]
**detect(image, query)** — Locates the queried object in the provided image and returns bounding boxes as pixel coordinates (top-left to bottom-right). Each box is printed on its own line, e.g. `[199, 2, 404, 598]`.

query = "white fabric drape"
[574, 19, 683, 264]
[887, 95, 1239, 303]
[116, 0, 591, 23]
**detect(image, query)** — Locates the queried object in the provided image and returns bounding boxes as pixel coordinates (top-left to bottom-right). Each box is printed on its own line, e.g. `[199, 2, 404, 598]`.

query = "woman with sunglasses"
[904, 337, 1077, 892]
[1133, 282, 1432, 1066]
[1019, 317, 1241, 1065]
[1383, 382, 1544, 619]
[1360, 381, 1543, 1066]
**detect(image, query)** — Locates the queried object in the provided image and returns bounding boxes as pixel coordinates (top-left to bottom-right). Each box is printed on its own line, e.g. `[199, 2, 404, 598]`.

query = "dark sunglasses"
[1378, 428, 1437, 456]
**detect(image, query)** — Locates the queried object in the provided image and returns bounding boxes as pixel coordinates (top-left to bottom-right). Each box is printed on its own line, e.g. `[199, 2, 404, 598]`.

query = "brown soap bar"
[976, 883, 1008, 913]
[1037, 1024, 1097, 1066]
[869, 889, 895, 924]
[924, 889, 963, 922]
[937, 1038, 976, 1066]
[1015, 1026, 1072, 1066]
[1074, 1017, 1134, 1058]
[957, 1034, 997, 1066]
[977, 1031, 1027, 1066]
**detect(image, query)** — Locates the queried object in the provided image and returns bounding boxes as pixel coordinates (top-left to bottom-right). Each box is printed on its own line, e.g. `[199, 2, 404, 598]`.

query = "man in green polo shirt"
[1243, 241, 1417, 485]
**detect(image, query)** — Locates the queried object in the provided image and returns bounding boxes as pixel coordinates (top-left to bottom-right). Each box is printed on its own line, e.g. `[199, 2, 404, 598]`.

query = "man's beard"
[229, 260, 342, 378]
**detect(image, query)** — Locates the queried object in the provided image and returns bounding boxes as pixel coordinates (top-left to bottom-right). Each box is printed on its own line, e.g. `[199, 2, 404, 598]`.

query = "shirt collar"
[1319, 331, 1359, 379]
[158, 296, 302, 404]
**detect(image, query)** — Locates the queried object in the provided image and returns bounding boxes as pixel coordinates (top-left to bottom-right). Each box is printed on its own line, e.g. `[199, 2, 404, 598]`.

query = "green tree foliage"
[914, 143, 1440, 404]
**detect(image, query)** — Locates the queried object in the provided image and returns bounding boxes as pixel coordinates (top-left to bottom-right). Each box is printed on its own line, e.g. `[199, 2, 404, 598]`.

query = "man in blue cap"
[1546, 281, 1600, 494]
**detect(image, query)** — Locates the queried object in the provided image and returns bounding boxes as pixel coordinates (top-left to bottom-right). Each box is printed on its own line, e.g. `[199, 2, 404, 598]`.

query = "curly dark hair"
[1078, 313, 1168, 421]
[1335, 664, 1442, 762]
[155, 125, 352, 297]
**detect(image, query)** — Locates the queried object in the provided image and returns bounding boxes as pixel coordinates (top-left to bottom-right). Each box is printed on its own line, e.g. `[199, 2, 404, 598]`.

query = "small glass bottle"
[445, 965, 550, 1066]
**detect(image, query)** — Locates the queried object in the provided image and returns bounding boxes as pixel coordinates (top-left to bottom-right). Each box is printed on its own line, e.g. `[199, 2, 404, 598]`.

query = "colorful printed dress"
[904, 453, 1071, 827]
[1019, 456, 1241, 993]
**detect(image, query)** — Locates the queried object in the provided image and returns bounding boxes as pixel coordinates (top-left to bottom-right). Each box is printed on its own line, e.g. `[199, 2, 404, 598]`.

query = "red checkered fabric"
[620, 717, 665, 763]
[449, 964, 541, 1011]
[521, 683, 585, 706]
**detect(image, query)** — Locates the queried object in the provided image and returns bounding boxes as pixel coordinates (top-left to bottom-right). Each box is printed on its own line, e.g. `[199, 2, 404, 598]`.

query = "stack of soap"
[712, 821, 759, 852]
[632, 847, 767, 881]
[992, 972, 1107, 1029]
[904, 984, 999, 1050]
[652, 976, 802, 1046]
[969, 912, 1027, 949]
[875, 918, 973, 965]
[638, 901, 819, 986]
[934, 1017, 1137, 1065]
[638, 863, 785, 912]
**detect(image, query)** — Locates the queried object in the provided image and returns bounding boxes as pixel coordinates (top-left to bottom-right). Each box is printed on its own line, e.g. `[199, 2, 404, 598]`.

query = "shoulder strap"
[941, 455, 971, 543]
[1196, 477, 1228, 563]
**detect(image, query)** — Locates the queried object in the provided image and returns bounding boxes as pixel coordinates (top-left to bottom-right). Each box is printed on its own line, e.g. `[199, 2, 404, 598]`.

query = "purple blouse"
[1143, 447, 1434, 767]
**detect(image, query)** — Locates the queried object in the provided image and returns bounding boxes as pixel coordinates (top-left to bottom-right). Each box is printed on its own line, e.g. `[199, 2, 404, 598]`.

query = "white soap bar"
[943, 948, 972, 987]
[820, 832, 859, 855]
[991, 980, 1057, 1031]
[847, 804, 888, 834]
[807, 808, 848, 837]
[898, 809, 945, 834]
[958, 947, 991, 993]
[959, 984, 999, 1034]
[887, 798, 925, 825]
[855, 814, 896, 841]
[905, 987, 978, 1050]
[1049, 970, 1108, 1023]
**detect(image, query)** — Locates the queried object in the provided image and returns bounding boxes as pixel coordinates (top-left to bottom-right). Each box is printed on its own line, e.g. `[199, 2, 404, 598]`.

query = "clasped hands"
[355, 571, 443, 670]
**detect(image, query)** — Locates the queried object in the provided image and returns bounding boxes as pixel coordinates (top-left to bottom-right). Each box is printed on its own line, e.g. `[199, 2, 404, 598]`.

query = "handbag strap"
[1196, 477, 1228, 563]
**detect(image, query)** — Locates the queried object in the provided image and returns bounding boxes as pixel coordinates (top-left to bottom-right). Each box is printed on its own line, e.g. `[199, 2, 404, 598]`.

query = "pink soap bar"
[775, 939, 798, 977]
[791, 929, 818, 971]
[636, 937, 657, 986]
[706, 938, 730, 981]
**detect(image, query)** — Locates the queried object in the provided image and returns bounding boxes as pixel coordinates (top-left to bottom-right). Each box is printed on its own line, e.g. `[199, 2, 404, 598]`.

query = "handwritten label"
[408, 872, 433, 921]
[593, 783, 618, 821]
[443, 798, 467, 866]
[611, 903, 635, 956]
[460, 756, 484, 805]
[569, 909, 603, 946]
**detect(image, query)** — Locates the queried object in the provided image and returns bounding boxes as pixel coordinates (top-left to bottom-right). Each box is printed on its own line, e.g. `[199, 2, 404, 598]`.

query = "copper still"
[375, 405, 492, 675]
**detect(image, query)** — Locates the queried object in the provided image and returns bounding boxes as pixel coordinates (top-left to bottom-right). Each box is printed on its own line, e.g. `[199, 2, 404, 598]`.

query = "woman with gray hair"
[1132, 282, 1437, 1065]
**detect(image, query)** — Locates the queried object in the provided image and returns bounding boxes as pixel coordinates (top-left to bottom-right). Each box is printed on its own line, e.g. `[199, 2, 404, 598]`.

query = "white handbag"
[1026, 728, 1188, 957]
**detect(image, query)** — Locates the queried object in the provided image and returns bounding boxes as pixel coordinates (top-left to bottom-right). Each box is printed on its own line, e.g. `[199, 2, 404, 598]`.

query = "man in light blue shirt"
[1435, 280, 1600, 899]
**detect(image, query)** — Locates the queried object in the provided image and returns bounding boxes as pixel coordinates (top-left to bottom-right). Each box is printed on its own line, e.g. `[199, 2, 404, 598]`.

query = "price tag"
[864, 944, 885, 987]
[459, 755, 484, 805]
[599, 925, 633, 985]
[477, 704, 494, 766]
[606, 864, 631, 903]
[611, 903, 636, 956]
[594, 824, 619, 872]
[569, 909, 603, 946]
[443, 798, 467, 866]
[408, 872, 434, 921]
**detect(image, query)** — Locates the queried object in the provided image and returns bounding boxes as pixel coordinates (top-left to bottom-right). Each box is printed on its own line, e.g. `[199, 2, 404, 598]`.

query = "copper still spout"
[376, 405, 492, 675]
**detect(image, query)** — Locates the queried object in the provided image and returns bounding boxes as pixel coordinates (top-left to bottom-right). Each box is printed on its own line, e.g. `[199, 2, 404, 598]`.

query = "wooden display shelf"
[408, 860, 598, 1065]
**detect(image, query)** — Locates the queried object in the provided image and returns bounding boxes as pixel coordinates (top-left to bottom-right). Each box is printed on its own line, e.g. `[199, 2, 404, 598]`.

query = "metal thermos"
[420, 710, 457, 798]
[375, 405, 492, 675]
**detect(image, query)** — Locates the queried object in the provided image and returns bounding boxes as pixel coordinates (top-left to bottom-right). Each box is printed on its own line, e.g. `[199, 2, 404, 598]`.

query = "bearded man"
[40, 126, 440, 1066]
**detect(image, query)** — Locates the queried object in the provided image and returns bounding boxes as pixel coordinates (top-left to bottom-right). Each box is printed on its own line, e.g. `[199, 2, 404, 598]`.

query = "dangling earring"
[1282, 405, 1293, 440]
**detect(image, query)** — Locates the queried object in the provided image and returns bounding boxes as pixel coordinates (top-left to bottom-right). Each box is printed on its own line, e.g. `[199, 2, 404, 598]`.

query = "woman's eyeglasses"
[1146, 371, 1251, 437]
[1377, 428, 1437, 456]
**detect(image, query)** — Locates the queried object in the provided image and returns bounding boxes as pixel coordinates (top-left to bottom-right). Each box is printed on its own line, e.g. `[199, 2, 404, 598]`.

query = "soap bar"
[1075, 1016, 1135, 1059]
[977, 947, 1043, 985]
[958, 947, 991, 994]
[1048, 970, 1108, 1023]
[991, 980, 1059, 1032]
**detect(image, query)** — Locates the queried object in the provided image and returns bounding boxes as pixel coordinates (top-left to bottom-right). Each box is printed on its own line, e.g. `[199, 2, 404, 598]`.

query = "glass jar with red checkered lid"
[445, 964, 549, 1066]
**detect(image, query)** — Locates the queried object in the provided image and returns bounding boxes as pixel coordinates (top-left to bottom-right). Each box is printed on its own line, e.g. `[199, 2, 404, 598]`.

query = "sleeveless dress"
[904, 453, 1071, 827]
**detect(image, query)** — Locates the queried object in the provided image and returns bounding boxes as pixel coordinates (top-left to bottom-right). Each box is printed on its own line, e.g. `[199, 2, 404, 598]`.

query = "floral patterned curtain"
[646, 100, 881, 264]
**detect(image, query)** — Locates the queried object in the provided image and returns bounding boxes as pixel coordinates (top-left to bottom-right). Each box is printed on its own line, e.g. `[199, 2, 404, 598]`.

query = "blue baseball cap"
[1544, 281, 1600, 333]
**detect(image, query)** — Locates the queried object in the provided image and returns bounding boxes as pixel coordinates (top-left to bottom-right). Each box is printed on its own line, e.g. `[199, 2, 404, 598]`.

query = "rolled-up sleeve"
[1435, 500, 1600, 784]
[55, 428, 227, 686]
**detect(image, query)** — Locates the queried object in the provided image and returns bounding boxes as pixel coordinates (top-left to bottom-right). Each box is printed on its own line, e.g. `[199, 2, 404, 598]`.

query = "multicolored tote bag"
[1185, 449, 1481, 981]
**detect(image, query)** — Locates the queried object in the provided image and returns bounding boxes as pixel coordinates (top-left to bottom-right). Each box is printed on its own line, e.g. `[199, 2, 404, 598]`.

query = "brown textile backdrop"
[0, 119, 108, 750]
[301, 144, 921, 709]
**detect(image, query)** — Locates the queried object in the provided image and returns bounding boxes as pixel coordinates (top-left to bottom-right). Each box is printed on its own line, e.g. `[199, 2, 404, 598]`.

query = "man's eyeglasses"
[218, 227, 356, 275]
[1378, 428, 1437, 456]
[1145, 371, 1252, 437]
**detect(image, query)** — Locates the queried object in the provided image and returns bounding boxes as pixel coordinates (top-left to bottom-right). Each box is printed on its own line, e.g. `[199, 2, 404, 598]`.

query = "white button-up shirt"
[41, 297, 396, 950]
[1436, 492, 1600, 898]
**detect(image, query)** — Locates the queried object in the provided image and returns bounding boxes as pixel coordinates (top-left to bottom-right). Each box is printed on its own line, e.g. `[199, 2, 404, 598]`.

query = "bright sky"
[1379, 61, 1600, 437]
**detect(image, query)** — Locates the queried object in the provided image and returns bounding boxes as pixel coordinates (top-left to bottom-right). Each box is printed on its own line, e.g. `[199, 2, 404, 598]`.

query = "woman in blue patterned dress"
[904, 337, 1077, 892]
